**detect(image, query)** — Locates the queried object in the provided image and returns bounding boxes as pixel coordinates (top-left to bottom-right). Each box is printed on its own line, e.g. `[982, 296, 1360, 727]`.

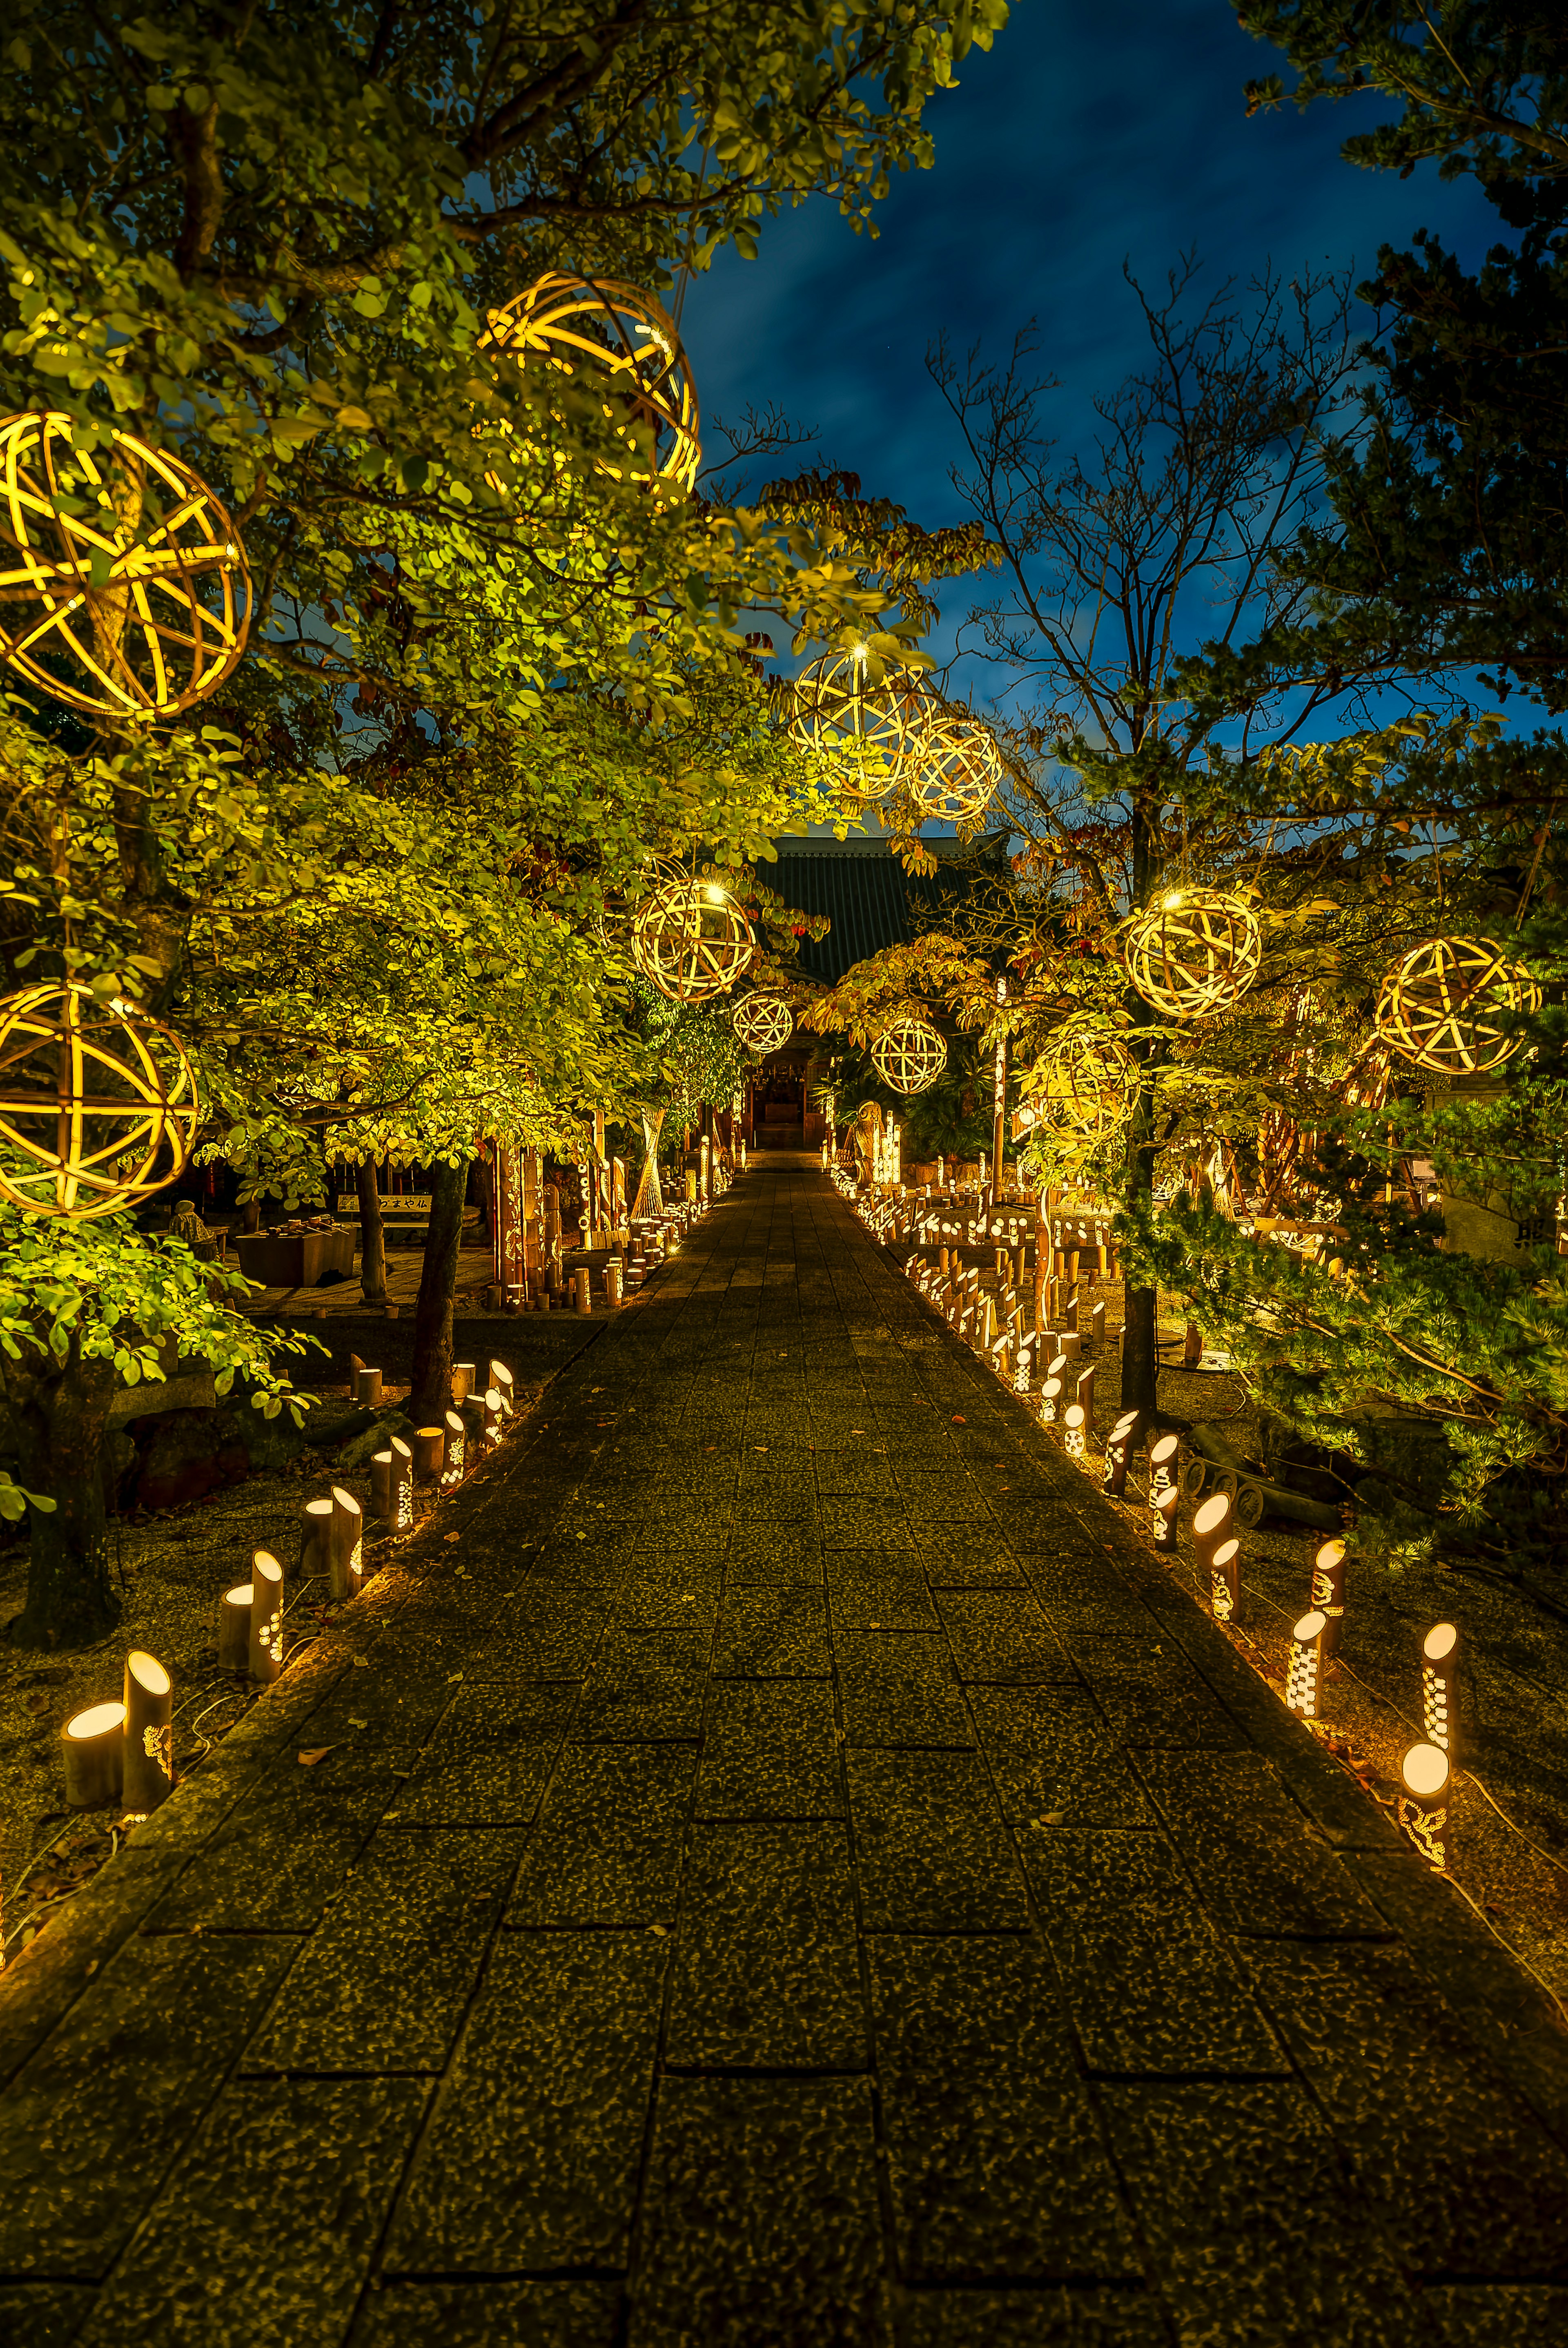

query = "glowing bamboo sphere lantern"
[0, 412, 251, 718]
[1021, 1029, 1135, 1145]
[1123, 887, 1263, 1019]
[479, 274, 701, 496]
[1375, 939, 1540, 1077]
[904, 707, 1004, 823]
[872, 1018, 948, 1097]
[731, 994, 794, 1054]
[791, 649, 922, 800]
[632, 877, 755, 1004]
[0, 983, 200, 1220]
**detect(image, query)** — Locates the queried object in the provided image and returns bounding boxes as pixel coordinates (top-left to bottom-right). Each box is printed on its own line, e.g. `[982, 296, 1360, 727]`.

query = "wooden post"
[1090, 1300, 1106, 1347]
[216, 1582, 252, 1670]
[122, 1650, 174, 1815]
[573, 1264, 592, 1314]
[300, 1496, 333, 1582]
[330, 1487, 363, 1599]
[62, 1701, 125, 1808]
[249, 1551, 284, 1684]
[605, 1259, 622, 1308]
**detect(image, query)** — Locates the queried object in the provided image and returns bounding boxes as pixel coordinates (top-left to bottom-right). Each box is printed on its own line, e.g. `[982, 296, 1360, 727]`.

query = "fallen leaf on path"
[298, 1748, 337, 1766]
[352, 1656, 371, 1668]
[951, 1415, 966, 1425]
[444, 1533, 461, 1543]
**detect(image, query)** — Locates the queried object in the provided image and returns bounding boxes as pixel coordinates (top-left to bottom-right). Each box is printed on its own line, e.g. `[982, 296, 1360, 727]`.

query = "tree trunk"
[2, 1340, 120, 1650]
[356, 1157, 387, 1305]
[410, 1157, 467, 1423]
[1120, 790, 1164, 1429]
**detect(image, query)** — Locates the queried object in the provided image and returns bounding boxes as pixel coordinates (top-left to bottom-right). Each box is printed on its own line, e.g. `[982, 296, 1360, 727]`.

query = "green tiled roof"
[762, 832, 1009, 984]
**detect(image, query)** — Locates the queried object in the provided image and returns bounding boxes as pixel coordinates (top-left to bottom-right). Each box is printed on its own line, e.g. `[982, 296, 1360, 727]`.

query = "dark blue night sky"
[678, 0, 1496, 712]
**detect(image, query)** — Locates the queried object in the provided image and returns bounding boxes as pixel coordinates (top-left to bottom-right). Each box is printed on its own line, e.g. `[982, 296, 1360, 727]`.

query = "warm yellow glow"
[127, 1650, 170, 1697]
[1423, 1621, 1458, 1664]
[65, 1700, 125, 1741]
[1402, 1742, 1450, 1799]
[254, 1551, 283, 1585]
[1194, 1494, 1230, 1538]
[705, 884, 727, 905]
[224, 1582, 252, 1606]
[1293, 1610, 1326, 1643]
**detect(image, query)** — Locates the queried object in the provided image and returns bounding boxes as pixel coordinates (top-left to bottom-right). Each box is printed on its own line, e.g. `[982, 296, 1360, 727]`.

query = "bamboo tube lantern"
[61, 1701, 126, 1809]
[1151, 1483, 1180, 1553]
[0, 411, 252, 718]
[1285, 1611, 1327, 1720]
[1209, 1536, 1241, 1625]
[573, 1264, 592, 1315]
[216, 1582, 252, 1671]
[122, 1650, 173, 1815]
[632, 876, 755, 1004]
[451, 1362, 476, 1403]
[873, 1018, 948, 1097]
[1076, 1365, 1096, 1430]
[604, 1259, 622, 1307]
[1148, 1432, 1180, 1498]
[1038, 1375, 1063, 1427]
[412, 1426, 445, 1483]
[329, 1486, 363, 1599]
[0, 982, 201, 1220]
[354, 1366, 383, 1408]
[1090, 1299, 1106, 1346]
[479, 273, 701, 496]
[732, 993, 794, 1054]
[372, 1437, 414, 1530]
[1375, 938, 1540, 1077]
[904, 708, 1004, 823]
[1123, 888, 1263, 1019]
[1192, 1491, 1234, 1581]
[441, 1409, 466, 1489]
[1018, 1029, 1135, 1143]
[249, 1551, 284, 1685]
[488, 1359, 514, 1414]
[1397, 1743, 1451, 1872]
[300, 1495, 333, 1581]
[1102, 1414, 1137, 1498]
[1421, 1622, 1459, 1758]
[1063, 1403, 1087, 1461]
[1309, 1537, 1347, 1655]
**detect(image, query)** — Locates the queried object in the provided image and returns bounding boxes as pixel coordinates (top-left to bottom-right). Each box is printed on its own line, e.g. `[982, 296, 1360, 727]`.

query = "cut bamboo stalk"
[1285, 1611, 1327, 1718]
[329, 1486, 363, 1599]
[1063, 1403, 1087, 1460]
[488, 1360, 514, 1415]
[61, 1701, 125, 1808]
[354, 1367, 383, 1408]
[1192, 1490, 1234, 1582]
[1089, 1300, 1106, 1346]
[216, 1581, 252, 1670]
[1075, 1365, 1096, 1433]
[1310, 1537, 1348, 1655]
[412, 1425, 445, 1482]
[1038, 1376, 1062, 1427]
[372, 1436, 414, 1529]
[1101, 1412, 1138, 1498]
[249, 1551, 284, 1684]
[1151, 1484, 1180, 1553]
[1422, 1621, 1459, 1759]
[442, 1408, 466, 1488]
[1210, 1536, 1241, 1624]
[451, 1361, 476, 1403]
[122, 1650, 174, 1815]
[300, 1496, 333, 1582]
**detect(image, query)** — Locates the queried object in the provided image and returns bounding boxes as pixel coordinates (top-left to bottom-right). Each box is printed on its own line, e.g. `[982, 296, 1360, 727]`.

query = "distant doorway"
[753, 1067, 805, 1148]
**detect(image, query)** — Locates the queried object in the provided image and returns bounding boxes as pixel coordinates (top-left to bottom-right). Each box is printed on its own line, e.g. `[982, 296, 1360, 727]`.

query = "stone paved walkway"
[4, 1159, 1568, 2347]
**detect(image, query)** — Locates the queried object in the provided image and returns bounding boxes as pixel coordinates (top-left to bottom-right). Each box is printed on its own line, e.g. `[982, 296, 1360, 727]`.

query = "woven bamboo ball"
[871, 1018, 948, 1095]
[1021, 1030, 1135, 1142]
[1376, 937, 1541, 1076]
[480, 274, 701, 496]
[1123, 888, 1262, 1018]
[0, 983, 200, 1219]
[0, 413, 251, 721]
[790, 651, 923, 798]
[731, 994, 794, 1054]
[632, 878, 755, 1003]
[904, 709, 1003, 823]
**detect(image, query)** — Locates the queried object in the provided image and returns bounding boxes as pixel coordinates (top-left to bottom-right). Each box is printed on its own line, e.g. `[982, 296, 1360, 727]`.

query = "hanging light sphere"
[0, 413, 251, 721]
[1022, 1029, 1136, 1142]
[479, 274, 701, 496]
[791, 650, 924, 800]
[731, 994, 794, 1054]
[1123, 887, 1263, 1019]
[904, 709, 1004, 823]
[0, 983, 201, 1219]
[872, 1017, 948, 1096]
[632, 878, 755, 1004]
[1375, 937, 1541, 1077]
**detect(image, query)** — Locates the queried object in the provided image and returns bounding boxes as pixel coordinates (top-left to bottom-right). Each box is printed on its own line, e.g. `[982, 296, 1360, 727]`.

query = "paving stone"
[838, 1628, 973, 1747]
[472, 1583, 608, 1677]
[871, 1937, 1140, 2283]
[246, 1827, 522, 2073]
[667, 1823, 865, 2068]
[0, 1934, 294, 2275]
[971, 1688, 1154, 1827]
[395, 1685, 576, 1823]
[820, 1492, 913, 1547]
[849, 1748, 1028, 1931]
[1102, 2080, 1425, 2346]
[1425, 2286, 1568, 2346]
[713, 1583, 832, 1676]
[507, 1744, 697, 1925]
[1068, 1640, 1250, 1749]
[0, 2286, 96, 2347]
[916, 1526, 1025, 1589]
[78, 2077, 427, 2347]
[574, 1624, 709, 1739]
[935, 1590, 1074, 1684]
[895, 2287, 1167, 2345]
[385, 1935, 667, 2272]
[1136, 1751, 1391, 1938]
[1241, 1939, 1568, 2277]
[634, 2077, 884, 2346]
[1023, 1831, 1286, 2074]
[353, 2281, 624, 2347]
[697, 1679, 844, 1817]
[826, 1551, 940, 1630]
[816, 1454, 900, 1496]
[147, 1763, 398, 1932]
